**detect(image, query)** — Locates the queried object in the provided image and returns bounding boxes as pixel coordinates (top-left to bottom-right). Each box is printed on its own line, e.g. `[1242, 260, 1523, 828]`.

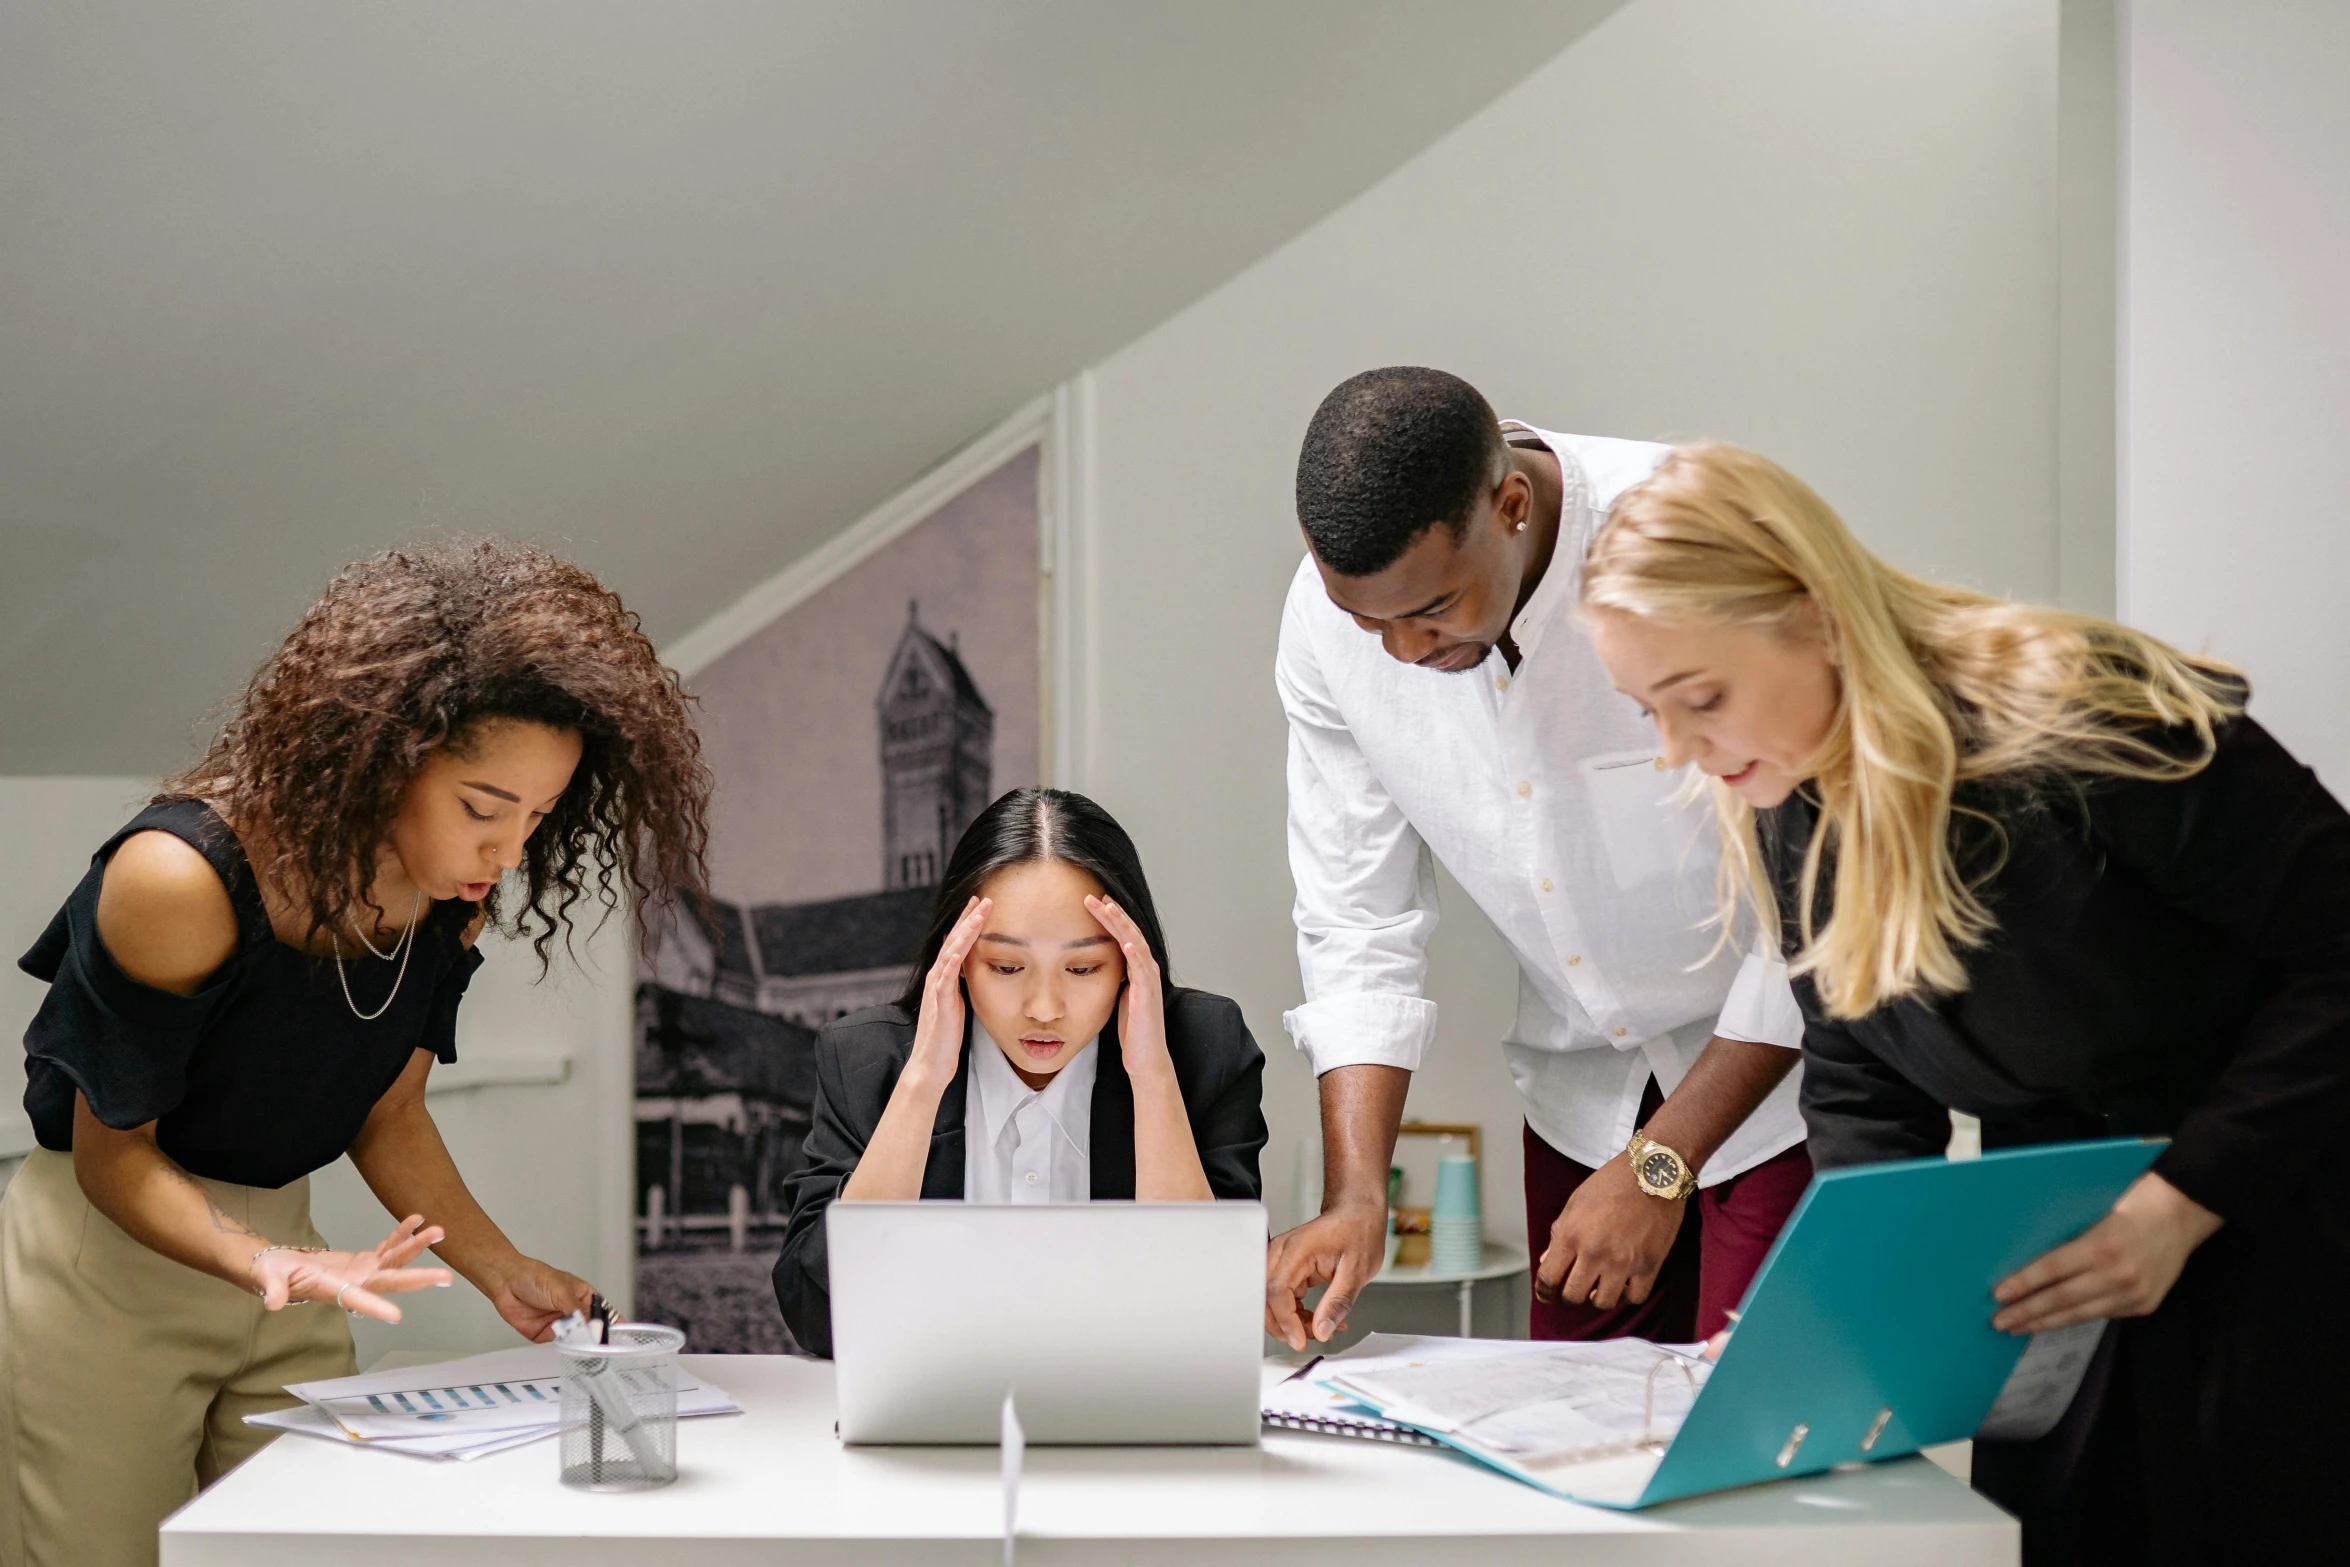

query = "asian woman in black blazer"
[1581, 443, 2350, 1565]
[772, 788, 1267, 1357]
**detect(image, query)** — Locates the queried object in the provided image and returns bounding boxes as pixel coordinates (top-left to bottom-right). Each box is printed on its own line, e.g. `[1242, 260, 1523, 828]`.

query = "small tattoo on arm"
[171, 1165, 261, 1240]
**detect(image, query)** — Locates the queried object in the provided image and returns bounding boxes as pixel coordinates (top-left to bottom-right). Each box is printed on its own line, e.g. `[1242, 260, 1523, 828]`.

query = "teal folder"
[1336, 1136, 2164, 1508]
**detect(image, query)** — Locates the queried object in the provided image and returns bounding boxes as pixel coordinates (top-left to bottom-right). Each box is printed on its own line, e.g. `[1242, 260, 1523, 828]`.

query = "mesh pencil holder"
[557, 1322, 685, 1491]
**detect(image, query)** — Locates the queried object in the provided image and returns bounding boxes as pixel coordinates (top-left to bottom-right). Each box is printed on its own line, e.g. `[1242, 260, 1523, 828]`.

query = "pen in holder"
[554, 1316, 684, 1491]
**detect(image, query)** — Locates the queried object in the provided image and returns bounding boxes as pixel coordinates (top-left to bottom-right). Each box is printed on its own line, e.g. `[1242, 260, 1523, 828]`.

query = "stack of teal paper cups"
[1430, 1154, 1482, 1274]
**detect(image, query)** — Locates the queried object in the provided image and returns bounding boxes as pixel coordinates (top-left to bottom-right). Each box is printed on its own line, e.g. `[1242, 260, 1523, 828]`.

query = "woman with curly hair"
[0, 540, 709, 1567]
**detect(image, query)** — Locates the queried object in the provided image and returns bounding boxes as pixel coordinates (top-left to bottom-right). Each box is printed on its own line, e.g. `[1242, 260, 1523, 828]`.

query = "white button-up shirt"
[963, 1019, 1098, 1203]
[1277, 424, 1805, 1183]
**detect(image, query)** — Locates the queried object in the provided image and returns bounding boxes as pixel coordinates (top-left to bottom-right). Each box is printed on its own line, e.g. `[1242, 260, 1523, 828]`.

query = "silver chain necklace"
[332, 889, 422, 1022]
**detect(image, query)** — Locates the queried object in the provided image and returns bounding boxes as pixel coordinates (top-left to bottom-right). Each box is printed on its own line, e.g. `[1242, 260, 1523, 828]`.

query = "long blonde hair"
[1580, 443, 2241, 1019]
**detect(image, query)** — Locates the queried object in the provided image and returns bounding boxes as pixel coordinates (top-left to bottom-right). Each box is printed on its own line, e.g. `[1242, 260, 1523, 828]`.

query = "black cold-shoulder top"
[16, 798, 484, 1189]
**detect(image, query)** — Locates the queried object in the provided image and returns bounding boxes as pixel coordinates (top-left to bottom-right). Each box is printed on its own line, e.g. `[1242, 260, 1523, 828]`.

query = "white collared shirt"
[963, 1018, 1098, 1203]
[1277, 424, 1806, 1184]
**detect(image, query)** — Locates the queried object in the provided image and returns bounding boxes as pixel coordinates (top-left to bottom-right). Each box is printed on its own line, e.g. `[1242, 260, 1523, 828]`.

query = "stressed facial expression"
[386, 718, 583, 904]
[964, 859, 1126, 1089]
[1315, 478, 1528, 674]
[1587, 609, 1840, 810]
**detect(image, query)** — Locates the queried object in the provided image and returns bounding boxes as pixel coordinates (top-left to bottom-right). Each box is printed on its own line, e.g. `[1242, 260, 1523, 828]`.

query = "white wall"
[2058, 0, 2120, 615]
[1068, 0, 2068, 1244]
[0, 778, 633, 1361]
[2120, 1, 2350, 789]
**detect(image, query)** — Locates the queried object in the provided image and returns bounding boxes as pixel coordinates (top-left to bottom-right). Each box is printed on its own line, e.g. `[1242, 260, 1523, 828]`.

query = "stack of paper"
[245, 1344, 742, 1461]
[1325, 1335, 1711, 1467]
[1261, 1333, 1558, 1445]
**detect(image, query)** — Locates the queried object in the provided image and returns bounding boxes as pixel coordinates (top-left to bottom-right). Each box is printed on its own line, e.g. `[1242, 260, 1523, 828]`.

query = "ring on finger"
[336, 1282, 363, 1318]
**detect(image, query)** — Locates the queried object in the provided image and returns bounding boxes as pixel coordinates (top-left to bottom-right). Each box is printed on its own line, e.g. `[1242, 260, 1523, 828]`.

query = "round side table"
[1359, 1240, 1529, 1336]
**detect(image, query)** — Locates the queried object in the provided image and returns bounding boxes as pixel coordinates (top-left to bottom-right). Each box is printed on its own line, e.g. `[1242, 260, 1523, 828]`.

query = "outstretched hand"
[254, 1214, 452, 1322]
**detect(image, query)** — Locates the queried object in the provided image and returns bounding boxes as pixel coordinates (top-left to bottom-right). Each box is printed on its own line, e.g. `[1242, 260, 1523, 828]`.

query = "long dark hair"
[897, 788, 1173, 1012]
[164, 539, 712, 967]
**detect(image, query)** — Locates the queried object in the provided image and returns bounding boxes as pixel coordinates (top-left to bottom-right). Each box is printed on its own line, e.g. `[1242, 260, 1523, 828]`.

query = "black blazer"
[1764, 711, 2350, 1231]
[771, 987, 1268, 1357]
[1763, 713, 2350, 1550]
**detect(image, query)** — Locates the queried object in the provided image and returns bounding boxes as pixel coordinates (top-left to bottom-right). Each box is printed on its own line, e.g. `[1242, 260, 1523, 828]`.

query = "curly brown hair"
[165, 539, 711, 966]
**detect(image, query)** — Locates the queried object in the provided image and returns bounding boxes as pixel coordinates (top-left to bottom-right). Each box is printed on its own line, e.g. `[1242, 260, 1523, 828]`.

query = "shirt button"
[1024, 1171, 1039, 1186]
[1653, 757, 1668, 771]
[1516, 781, 1532, 798]
[1613, 1027, 1629, 1038]
[1566, 953, 1581, 965]
[1495, 675, 1509, 692]
[1539, 878, 1554, 893]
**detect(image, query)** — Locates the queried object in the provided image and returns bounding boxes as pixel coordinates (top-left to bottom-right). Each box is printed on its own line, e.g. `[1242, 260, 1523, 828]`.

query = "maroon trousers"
[1522, 1080, 1812, 1343]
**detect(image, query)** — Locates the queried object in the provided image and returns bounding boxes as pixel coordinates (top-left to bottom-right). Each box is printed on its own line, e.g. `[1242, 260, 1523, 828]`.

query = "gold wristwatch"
[1625, 1127, 1699, 1201]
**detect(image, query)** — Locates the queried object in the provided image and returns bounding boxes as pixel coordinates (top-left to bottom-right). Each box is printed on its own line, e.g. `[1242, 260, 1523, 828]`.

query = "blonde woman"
[1578, 443, 2347, 1564]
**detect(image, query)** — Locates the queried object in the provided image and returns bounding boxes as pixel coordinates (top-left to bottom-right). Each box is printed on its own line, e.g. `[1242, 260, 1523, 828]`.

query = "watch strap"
[1626, 1126, 1699, 1201]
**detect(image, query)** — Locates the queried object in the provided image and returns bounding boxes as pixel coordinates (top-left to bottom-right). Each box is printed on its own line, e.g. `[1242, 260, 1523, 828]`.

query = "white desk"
[164, 1355, 2017, 1566]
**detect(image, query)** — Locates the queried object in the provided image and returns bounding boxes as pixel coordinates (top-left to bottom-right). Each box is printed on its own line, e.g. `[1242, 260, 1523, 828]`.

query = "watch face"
[1639, 1149, 1685, 1192]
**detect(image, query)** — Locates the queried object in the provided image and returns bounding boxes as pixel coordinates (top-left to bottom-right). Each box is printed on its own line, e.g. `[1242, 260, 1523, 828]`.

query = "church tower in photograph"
[876, 602, 995, 890]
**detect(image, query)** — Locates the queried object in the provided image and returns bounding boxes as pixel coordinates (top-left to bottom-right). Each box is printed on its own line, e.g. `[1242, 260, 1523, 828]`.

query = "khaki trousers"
[0, 1149, 354, 1567]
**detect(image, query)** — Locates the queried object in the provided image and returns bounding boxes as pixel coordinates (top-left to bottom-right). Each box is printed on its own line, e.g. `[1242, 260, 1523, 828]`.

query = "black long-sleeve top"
[1764, 712, 2350, 1229]
[771, 987, 1268, 1357]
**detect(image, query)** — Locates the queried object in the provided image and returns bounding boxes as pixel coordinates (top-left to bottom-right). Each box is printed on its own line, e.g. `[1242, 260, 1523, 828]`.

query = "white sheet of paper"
[1975, 1318, 2106, 1442]
[1259, 1336, 1548, 1438]
[1328, 1337, 1708, 1461]
[245, 1392, 743, 1460]
[245, 1401, 558, 1461]
[258, 1345, 738, 1458]
[285, 1344, 576, 1404]
[306, 1368, 733, 1441]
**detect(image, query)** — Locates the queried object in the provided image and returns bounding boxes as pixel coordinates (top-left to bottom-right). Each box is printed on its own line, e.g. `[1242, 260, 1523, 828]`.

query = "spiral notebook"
[1260, 1335, 1570, 1448]
[1261, 1354, 1436, 1445]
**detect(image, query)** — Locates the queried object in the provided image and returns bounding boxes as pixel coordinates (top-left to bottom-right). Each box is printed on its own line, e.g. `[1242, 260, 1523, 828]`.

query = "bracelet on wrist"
[248, 1242, 330, 1302]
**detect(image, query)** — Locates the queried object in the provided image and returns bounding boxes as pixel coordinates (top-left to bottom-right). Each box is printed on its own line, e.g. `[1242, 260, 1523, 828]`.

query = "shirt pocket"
[1580, 748, 1691, 892]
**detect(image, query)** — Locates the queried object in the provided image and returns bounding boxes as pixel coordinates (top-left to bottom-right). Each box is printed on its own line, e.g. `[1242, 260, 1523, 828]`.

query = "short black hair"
[1295, 367, 1508, 577]
[898, 787, 1173, 1012]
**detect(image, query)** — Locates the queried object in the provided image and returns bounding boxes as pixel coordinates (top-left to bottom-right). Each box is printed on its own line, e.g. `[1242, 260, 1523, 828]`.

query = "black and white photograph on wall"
[632, 446, 1042, 1353]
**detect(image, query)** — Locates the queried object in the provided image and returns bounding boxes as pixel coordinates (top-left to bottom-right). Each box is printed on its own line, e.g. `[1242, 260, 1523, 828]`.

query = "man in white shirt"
[1265, 367, 1811, 1352]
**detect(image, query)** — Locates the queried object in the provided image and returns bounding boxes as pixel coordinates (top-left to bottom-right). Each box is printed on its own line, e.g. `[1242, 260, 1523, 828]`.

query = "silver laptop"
[828, 1201, 1266, 1444]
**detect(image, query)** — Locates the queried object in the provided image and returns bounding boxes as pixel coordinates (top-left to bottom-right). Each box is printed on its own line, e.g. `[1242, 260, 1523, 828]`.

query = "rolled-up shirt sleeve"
[1712, 948, 1805, 1049]
[1276, 583, 1441, 1077]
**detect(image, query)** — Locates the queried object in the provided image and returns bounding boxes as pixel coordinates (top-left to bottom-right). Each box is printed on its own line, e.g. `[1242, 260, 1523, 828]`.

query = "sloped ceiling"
[0, 0, 1627, 772]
